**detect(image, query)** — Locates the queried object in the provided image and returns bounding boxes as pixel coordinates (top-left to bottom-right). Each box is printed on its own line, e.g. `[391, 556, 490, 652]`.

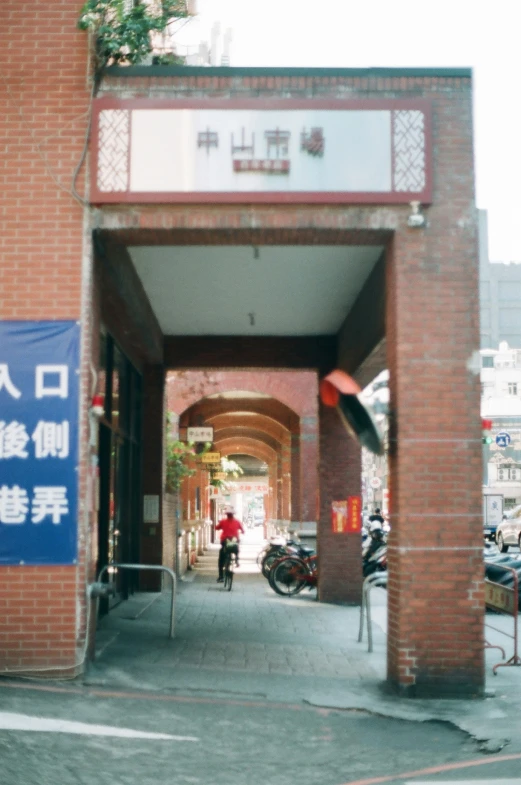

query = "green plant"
[209, 457, 243, 490]
[165, 439, 197, 493]
[78, 0, 188, 74]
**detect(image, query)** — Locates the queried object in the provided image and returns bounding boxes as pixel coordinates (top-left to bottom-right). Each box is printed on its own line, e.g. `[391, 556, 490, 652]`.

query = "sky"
[174, 0, 521, 263]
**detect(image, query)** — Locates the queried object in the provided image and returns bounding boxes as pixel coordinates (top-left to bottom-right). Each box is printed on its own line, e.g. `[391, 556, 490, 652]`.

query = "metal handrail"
[484, 562, 521, 673]
[96, 563, 176, 639]
[358, 572, 388, 653]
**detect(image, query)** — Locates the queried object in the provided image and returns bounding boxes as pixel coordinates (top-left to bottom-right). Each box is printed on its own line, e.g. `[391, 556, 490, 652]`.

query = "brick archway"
[167, 370, 317, 418]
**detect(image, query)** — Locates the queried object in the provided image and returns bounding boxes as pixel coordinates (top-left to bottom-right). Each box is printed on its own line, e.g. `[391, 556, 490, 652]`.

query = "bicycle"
[269, 554, 318, 596]
[222, 537, 238, 591]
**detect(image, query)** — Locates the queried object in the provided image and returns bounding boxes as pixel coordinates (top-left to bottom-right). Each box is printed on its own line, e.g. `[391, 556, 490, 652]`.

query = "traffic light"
[482, 418, 493, 445]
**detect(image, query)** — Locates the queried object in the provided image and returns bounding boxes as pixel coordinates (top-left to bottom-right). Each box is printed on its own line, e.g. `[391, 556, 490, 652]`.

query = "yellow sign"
[213, 472, 226, 480]
[201, 452, 221, 464]
[485, 580, 516, 615]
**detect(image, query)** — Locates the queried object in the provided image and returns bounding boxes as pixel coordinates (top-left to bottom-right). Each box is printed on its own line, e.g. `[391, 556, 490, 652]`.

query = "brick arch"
[215, 428, 281, 452]
[186, 398, 300, 432]
[209, 413, 289, 444]
[215, 438, 277, 467]
[167, 370, 317, 418]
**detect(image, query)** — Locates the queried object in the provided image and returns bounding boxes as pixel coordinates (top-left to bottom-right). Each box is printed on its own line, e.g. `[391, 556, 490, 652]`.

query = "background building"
[481, 342, 521, 509]
[480, 210, 521, 349]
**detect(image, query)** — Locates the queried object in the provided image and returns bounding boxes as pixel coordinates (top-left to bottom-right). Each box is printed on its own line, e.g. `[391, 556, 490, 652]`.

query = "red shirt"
[216, 516, 244, 543]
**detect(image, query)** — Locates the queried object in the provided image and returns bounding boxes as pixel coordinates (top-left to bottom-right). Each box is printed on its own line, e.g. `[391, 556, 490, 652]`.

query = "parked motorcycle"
[362, 523, 387, 577]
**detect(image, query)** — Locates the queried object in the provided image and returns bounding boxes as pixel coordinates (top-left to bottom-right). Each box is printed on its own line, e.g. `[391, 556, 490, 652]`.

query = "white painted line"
[0, 712, 198, 741]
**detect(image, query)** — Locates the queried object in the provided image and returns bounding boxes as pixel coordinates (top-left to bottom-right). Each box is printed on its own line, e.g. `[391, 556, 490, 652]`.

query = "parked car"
[495, 504, 521, 552]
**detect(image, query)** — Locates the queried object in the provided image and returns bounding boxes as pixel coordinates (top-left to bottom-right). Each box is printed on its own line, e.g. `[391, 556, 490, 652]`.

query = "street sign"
[0, 321, 80, 565]
[187, 426, 213, 443]
[485, 579, 516, 614]
[201, 452, 221, 464]
[370, 477, 382, 489]
[213, 472, 226, 480]
[496, 431, 511, 448]
[484, 494, 503, 526]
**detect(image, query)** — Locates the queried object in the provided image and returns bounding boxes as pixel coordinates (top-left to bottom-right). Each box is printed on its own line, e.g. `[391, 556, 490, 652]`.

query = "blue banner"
[0, 321, 80, 565]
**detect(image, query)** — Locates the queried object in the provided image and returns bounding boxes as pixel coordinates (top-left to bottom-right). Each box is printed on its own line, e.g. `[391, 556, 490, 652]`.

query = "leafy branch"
[165, 439, 197, 493]
[78, 0, 189, 77]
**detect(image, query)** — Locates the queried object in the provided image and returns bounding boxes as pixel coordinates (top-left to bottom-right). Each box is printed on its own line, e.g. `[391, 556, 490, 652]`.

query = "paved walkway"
[86, 529, 521, 752]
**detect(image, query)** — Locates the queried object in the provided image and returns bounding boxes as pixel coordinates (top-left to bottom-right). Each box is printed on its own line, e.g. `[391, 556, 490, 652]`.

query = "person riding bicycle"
[216, 509, 244, 582]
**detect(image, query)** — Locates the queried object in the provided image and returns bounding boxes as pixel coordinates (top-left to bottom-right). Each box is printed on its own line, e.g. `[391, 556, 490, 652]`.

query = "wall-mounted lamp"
[248, 312, 256, 326]
[407, 201, 426, 228]
[252, 246, 260, 259]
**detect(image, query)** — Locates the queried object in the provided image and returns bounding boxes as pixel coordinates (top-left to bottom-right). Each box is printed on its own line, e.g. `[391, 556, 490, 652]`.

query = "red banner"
[347, 495, 362, 533]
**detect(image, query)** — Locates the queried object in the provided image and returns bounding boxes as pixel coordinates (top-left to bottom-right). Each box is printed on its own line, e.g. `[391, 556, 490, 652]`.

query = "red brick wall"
[318, 405, 363, 604]
[0, 0, 91, 675]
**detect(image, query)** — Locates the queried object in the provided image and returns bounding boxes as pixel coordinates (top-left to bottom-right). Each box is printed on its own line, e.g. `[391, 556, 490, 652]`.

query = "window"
[482, 356, 494, 368]
[498, 465, 521, 482]
[508, 383, 518, 396]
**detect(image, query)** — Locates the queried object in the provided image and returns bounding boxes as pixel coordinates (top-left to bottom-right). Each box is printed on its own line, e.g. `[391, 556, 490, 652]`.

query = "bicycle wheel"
[225, 568, 233, 591]
[223, 553, 233, 591]
[256, 547, 269, 568]
[270, 556, 308, 596]
[261, 549, 287, 579]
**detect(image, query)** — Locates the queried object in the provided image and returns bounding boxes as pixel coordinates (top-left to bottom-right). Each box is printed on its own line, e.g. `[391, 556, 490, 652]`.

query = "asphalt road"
[1, 682, 521, 785]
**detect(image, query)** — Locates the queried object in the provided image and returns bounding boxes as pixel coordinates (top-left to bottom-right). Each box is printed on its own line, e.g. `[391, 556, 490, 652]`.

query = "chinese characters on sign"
[300, 127, 325, 157]
[228, 483, 268, 494]
[485, 580, 516, 615]
[331, 500, 348, 534]
[186, 426, 214, 443]
[0, 322, 80, 565]
[198, 125, 326, 176]
[331, 496, 362, 534]
[347, 495, 362, 533]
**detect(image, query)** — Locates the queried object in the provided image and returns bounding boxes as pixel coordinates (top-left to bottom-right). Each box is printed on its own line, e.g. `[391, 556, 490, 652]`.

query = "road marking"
[408, 781, 521, 785]
[0, 712, 198, 741]
[341, 756, 521, 785]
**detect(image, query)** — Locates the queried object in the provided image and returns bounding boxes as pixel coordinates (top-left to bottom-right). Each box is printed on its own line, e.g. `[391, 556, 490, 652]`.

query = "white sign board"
[484, 495, 503, 527]
[93, 100, 430, 204]
[187, 426, 214, 442]
[229, 482, 269, 494]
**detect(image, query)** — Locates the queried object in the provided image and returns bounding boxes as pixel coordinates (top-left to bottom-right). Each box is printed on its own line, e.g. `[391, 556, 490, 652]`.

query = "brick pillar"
[318, 404, 363, 604]
[300, 415, 319, 526]
[386, 221, 483, 696]
[140, 365, 165, 590]
[281, 437, 292, 521]
[290, 429, 301, 524]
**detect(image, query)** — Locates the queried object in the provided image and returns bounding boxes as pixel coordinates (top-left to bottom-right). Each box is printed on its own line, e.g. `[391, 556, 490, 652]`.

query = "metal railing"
[485, 562, 521, 673]
[95, 563, 177, 639]
[358, 572, 388, 653]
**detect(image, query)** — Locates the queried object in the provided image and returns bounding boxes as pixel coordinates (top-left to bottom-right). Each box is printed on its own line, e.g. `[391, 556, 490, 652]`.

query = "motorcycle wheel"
[269, 556, 308, 596]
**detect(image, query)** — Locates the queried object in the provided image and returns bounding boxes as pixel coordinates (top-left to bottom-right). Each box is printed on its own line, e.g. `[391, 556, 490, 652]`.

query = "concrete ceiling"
[129, 245, 383, 336]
